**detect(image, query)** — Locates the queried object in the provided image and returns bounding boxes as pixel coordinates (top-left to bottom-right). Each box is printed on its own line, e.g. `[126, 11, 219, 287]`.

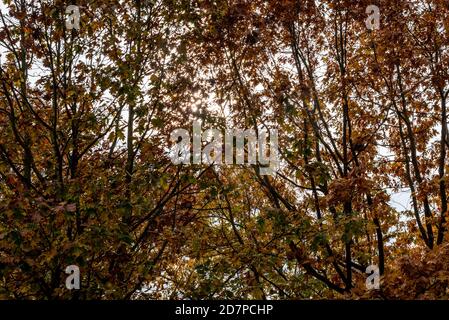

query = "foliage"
[1, 0, 449, 299]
